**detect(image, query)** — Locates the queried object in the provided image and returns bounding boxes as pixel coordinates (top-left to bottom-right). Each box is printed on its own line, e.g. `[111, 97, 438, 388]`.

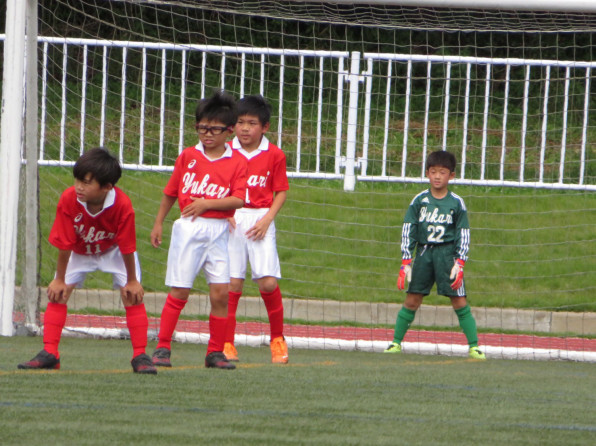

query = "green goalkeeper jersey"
[401, 189, 470, 261]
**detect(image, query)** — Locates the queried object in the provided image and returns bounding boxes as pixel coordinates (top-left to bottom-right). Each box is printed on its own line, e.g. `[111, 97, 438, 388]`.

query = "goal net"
[9, 0, 596, 361]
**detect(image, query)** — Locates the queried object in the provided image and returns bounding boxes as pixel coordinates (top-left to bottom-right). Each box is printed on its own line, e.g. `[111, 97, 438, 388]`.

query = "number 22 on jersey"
[427, 225, 445, 243]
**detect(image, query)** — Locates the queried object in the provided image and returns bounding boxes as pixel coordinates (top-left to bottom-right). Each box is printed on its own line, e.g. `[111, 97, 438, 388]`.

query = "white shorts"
[165, 216, 230, 287]
[64, 246, 141, 289]
[228, 207, 281, 281]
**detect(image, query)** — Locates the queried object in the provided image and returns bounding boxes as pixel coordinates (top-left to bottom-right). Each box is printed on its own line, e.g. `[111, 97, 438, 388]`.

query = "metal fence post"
[343, 51, 362, 191]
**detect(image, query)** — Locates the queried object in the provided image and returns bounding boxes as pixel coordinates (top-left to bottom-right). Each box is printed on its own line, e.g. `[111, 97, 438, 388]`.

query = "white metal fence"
[10, 36, 596, 190]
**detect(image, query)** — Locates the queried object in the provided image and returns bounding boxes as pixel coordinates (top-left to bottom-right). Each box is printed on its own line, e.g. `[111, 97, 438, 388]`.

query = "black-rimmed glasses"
[197, 125, 230, 135]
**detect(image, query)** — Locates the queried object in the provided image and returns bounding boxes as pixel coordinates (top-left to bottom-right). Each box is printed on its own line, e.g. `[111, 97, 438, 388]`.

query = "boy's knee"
[257, 276, 278, 293]
[229, 278, 244, 294]
[403, 293, 424, 311]
[49, 286, 75, 305]
[450, 296, 468, 310]
[209, 283, 229, 303]
[169, 287, 190, 301]
[120, 292, 134, 307]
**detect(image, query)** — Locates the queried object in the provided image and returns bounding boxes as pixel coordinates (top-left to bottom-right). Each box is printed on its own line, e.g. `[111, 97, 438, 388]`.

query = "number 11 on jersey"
[85, 244, 101, 255]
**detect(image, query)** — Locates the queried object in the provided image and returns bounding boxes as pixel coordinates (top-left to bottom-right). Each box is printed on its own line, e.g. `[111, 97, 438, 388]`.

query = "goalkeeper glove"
[450, 259, 465, 290]
[397, 259, 412, 290]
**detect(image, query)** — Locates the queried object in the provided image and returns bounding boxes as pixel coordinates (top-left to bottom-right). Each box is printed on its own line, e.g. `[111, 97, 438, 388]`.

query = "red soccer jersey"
[49, 186, 137, 256]
[231, 136, 289, 209]
[164, 143, 248, 219]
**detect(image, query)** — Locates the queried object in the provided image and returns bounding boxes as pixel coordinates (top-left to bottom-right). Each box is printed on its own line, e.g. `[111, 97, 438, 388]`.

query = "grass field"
[1, 336, 595, 445]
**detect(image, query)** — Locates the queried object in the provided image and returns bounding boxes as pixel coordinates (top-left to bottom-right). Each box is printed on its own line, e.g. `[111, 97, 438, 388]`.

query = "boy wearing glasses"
[150, 91, 247, 370]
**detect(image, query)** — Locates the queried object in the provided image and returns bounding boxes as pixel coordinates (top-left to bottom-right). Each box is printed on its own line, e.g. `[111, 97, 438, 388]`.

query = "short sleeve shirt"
[49, 186, 137, 255]
[230, 136, 289, 209]
[164, 142, 248, 219]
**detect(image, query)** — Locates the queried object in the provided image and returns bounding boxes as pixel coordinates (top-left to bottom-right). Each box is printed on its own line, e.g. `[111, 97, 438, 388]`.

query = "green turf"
[1, 336, 594, 445]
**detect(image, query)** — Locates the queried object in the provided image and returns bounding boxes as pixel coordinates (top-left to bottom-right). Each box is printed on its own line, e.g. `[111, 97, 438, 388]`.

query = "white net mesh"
[10, 0, 595, 360]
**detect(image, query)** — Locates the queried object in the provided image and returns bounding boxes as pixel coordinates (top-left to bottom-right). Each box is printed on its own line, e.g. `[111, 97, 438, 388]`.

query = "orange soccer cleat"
[270, 336, 289, 364]
[223, 342, 239, 362]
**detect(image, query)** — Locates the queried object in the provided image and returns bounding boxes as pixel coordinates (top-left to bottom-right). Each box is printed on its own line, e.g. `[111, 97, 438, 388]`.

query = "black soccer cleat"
[18, 350, 60, 370]
[151, 347, 172, 367]
[205, 351, 236, 370]
[131, 353, 158, 374]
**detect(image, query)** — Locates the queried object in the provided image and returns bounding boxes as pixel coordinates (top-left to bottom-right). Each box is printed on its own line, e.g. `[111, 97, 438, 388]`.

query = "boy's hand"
[397, 259, 412, 290]
[227, 216, 237, 232]
[246, 215, 273, 241]
[181, 196, 208, 220]
[150, 223, 163, 248]
[123, 280, 144, 305]
[47, 278, 68, 304]
[450, 259, 465, 290]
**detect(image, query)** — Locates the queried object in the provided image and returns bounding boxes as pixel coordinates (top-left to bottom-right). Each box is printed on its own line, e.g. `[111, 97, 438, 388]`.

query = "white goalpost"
[0, 0, 31, 336]
[1, 0, 595, 361]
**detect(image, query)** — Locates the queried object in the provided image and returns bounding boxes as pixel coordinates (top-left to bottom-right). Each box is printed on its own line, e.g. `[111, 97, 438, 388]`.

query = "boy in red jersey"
[18, 147, 156, 374]
[223, 95, 290, 364]
[150, 91, 247, 370]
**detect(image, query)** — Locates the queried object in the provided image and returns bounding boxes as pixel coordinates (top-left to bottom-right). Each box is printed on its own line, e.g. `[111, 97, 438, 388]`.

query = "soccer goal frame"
[1, 2, 595, 363]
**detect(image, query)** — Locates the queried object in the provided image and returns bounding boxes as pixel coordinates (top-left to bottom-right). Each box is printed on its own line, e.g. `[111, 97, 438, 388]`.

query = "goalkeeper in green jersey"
[384, 150, 486, 360]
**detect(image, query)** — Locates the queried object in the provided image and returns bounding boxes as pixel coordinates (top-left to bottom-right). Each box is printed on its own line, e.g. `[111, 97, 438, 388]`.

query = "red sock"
[261, 286, 284, 340]
[125, 303, 149, 358]
[207, 314, 227, 355]
[43, 302, 68, 358]
[225, 291, 242, 343]
[156, 294, 187, 350]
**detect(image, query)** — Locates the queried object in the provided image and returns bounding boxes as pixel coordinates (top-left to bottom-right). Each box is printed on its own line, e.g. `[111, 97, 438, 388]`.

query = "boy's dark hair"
[195, 90, 237, 127]
[426, 150, 456, 173]
[73, 147, 122, 187]
[237, 94, 271, 125]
